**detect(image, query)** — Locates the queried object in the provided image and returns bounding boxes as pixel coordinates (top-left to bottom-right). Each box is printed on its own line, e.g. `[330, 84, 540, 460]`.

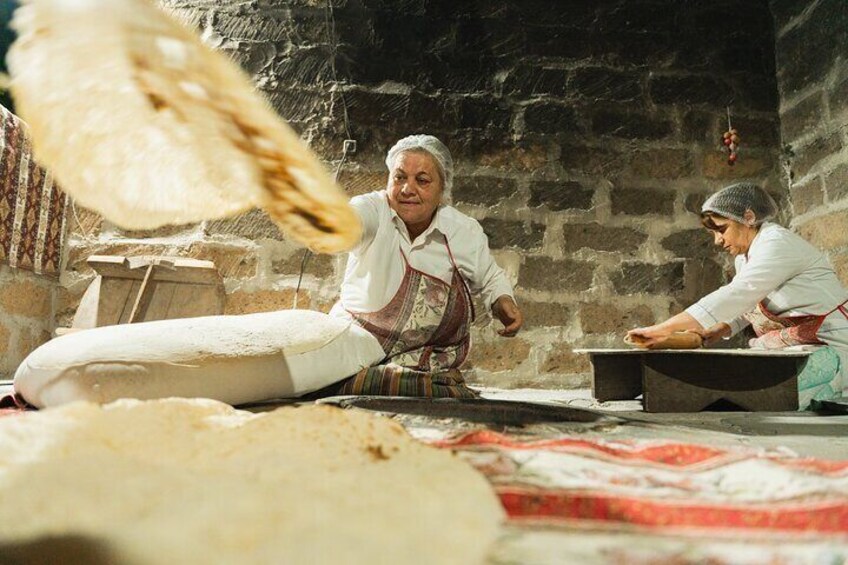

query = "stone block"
[205, 209, 284, 241]
[519, 301, 572, 329]
[726, 115, 781, 148]
[578, 302, 654, 334]
[683, 258, 727, 304]
[769, 0, 810, 28]
[571, 68, 642, 102]
[649, 75, 729, 107]
[792, 133, 843, 180]
[592, 30, 675, 67]
[186, 243, 259, 280]
[684, 192, 709, 215]
[797, 209, 848, 250]
[592, 109, 674, 140]
[560, 145, 625, 175]
[562, 222, 647, 253]
[682, 111, 717, 144]
[272, 251, 336, 279]
[455, 135, 549, 171]
[454, 176, 517, 207]
[480, 218, 545, 251]
[790, 177, 824, 216]
[702, 151, 770, 179]
[523, 103, 580, 135]
[776, 0, 847, 96]
[466, 337, 531, 372]
[0, 324, 10, 356]
[829, 250, 848, 287]
[213, 10, 291, 43]
[610, 261, 685, 295]
[628, 149, 693, 179]
[780, 93, 824, 143]
[224, 288, 301, 315]
[734, 76, 780, 113]
[825, 163, 848, 203]
[518, 256, 595, 293]
[265, 86, 329, 123]
[273, 46, 335, 86]
[459, 97, 512, 131]
[68, 205, 103, 238]
[540, 348, 591, 374]
[528, 180, 593, 211]
[503, 66, 569, 98]
[14, 328, 51, 362]
[661, 229, 719, 259]
[830, 74, 848, 113]
[115, 222, 200, 240]
[525, 26, 594, 58]
[0, 279, 51, 319]
[337, 170, 386, 197]
[611, 188, 674, 216]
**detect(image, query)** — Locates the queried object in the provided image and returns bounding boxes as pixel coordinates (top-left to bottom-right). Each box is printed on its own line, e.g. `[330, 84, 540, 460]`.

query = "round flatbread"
[7, 0, 361, 253]
[0, 399, 504, 564]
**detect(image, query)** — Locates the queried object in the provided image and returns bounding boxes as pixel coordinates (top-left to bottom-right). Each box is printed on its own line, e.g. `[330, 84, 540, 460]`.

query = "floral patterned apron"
[743, 299, 848, 408]
[332, 238, 479, 398]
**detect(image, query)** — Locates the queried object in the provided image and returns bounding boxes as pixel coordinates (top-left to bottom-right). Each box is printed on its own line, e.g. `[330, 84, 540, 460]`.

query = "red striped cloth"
[0, 104, 67, 276]
[431, 430, 848, 536]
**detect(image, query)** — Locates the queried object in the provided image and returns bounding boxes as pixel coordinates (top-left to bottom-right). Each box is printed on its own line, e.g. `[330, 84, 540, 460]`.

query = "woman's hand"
[626, 325, 672, 347]
[492, 295, 523, 337]
[693, 322, 731, 347]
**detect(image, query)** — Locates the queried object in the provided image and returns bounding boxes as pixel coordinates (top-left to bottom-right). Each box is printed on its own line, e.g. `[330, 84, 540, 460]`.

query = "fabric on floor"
[0, 104, 67, 276]
[428, 429, 848, 537]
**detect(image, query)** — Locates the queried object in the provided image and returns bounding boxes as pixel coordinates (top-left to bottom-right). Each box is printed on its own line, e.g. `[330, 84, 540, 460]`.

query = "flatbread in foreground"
[8, 0, 360, 253]
[0, 399, 504, 564]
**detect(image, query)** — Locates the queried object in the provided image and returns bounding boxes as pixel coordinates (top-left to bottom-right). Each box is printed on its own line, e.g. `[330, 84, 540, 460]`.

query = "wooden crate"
[63, 255, 225, 333]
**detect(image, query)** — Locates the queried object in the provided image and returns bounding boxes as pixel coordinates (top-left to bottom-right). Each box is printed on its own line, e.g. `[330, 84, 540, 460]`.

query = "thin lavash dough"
[7, 0, 361, 253]
[0, 399, 504, 564]
[14, 309, 387, 408]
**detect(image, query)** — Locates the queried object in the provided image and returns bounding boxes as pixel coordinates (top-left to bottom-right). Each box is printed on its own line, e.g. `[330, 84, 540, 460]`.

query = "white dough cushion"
[14, 310, 385, 408]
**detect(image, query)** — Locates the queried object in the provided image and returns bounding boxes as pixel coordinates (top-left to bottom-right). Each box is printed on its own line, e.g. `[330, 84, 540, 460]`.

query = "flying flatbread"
[7, 0, 361, 253]
[0, 399, 504, 564]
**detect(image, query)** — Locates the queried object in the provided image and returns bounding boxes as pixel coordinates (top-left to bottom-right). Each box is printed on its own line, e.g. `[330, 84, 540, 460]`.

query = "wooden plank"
[590, 353, 643, 402]
[117, 280, 143, 324]
[642, 354, 800, 412]
[96, 278, 136, 326]
[167, 283, 225, 319]
[143, 281, 179, 321]
[127, 264, 157, 323]
[87, 255, 221, 285]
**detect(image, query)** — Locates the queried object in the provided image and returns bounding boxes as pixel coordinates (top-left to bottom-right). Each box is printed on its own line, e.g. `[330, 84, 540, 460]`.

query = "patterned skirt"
[329, 364, 479, 399]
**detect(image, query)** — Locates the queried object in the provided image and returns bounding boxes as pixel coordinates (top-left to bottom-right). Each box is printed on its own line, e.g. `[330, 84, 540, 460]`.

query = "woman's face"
[706, 215, 759, 256]
[387, 150, 444, 231]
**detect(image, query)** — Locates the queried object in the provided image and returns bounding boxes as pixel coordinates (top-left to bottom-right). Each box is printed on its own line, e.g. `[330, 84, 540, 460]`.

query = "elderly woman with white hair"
[628, 182, 848, 408]
[327, 134, 523, 397]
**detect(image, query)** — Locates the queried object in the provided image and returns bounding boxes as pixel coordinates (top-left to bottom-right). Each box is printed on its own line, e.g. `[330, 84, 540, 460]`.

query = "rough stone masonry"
[32, 0, 840, 388]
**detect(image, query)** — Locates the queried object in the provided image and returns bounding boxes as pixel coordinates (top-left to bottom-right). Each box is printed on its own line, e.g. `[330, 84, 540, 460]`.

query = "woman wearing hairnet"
[327, 134, 523, 397]
[628, 182, 848, 408]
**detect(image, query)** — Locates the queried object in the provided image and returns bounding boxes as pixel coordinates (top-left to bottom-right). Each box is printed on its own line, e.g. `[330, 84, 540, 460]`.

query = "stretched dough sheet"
[8, 0, 361, 253]
[0, 399, 504, 564]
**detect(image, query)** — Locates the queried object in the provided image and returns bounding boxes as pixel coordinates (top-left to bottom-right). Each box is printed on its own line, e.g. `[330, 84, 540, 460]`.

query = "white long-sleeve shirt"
[330, 190, 514, 318]
[685, 222, 848, 376]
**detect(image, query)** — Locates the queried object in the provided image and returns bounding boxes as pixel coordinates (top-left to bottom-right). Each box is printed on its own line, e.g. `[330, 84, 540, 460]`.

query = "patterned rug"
[428, 429, 848, 541]
[0, 104, 67, 276]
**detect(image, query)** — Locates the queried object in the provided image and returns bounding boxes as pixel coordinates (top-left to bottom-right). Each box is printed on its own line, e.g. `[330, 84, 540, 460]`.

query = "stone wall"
[60, 0, 784, 389]
[771, 0, 848, 284]
[0, 265, 55, 379]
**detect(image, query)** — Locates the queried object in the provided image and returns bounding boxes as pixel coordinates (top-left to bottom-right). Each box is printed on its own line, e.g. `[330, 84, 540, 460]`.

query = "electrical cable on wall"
[293, 0, 355, 309]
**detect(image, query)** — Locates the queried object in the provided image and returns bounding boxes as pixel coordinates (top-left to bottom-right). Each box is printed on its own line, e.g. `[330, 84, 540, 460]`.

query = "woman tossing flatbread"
[7, 0, 361, 254]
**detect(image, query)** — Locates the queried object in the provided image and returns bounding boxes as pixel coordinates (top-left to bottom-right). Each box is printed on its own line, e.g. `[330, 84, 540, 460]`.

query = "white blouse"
[685, 222, 848, 372]
[330, 190, 515, 318]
